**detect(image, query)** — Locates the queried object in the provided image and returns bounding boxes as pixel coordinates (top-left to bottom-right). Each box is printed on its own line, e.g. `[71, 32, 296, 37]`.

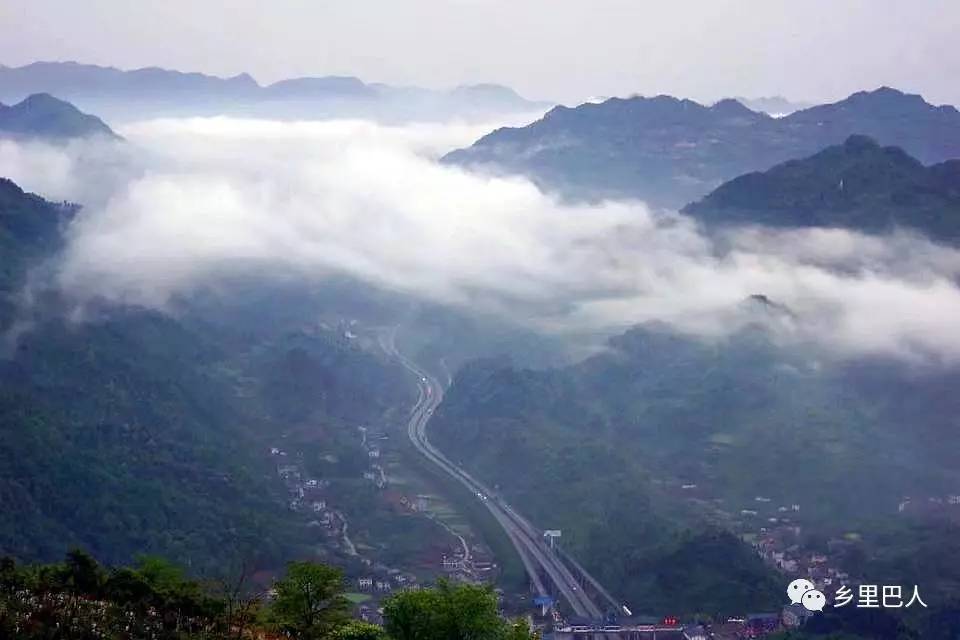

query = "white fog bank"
[4, 116, 960, 363]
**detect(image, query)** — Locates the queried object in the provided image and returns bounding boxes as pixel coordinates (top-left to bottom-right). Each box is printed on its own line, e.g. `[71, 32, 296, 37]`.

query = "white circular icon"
[802, 589, 826, 612]
[787, 578, 816, 605]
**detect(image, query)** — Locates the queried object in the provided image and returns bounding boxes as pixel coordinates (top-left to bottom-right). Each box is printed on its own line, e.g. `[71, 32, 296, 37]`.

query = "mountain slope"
[0, 177, 413, 571]
[784, 86, 960, 164]
[0, 93, 118, 140]
[0, 177, 75, 327]
[684, 135, 960, 240]
[444, 94, 778, 207]
[427, 324, 960, 613]
[444, 87, 960, 208]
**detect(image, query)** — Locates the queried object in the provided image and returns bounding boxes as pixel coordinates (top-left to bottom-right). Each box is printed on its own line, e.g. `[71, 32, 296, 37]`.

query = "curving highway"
[380, 328, 612, 619]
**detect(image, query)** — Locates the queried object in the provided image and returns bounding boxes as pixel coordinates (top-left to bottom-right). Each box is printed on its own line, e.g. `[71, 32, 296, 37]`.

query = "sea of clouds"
[2, 114, 960, 363]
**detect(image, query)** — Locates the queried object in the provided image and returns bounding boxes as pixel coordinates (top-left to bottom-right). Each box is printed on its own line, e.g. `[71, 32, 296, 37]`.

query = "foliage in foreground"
[0, 550, 537, 640]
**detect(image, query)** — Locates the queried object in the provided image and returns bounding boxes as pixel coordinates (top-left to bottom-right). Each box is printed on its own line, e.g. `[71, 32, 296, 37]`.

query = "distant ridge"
[0, 93, 118, 140]
[0, 61, 549, 121]
[444, 87, 960, 208]
[685, 135, 960, 242]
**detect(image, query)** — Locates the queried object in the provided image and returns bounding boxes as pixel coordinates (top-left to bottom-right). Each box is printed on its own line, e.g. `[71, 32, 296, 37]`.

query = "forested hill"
[0, 176, 413, 572]
[0, 177, 74, 327]
[427, 324, 960, 615]
[684, 135, 960, 240]
[0, 93, 118, 140]
[443, 87, 960, 208]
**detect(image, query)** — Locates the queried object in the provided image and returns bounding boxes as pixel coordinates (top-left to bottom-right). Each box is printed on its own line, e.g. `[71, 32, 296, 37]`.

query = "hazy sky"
[1, 0, 959, 105]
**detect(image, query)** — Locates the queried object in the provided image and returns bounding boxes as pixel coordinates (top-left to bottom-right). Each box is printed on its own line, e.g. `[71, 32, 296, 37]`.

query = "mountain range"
[0, 93, 118, 140]
[0, 61, 549, 122]
[444, 87, 960, 208]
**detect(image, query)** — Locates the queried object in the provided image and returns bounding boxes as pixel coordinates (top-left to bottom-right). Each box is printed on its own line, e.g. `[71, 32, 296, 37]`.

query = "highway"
[380, 329, 608, 619]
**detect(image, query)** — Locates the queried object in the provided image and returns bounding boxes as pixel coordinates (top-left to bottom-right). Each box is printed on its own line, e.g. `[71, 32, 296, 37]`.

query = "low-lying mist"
[3, 115, 960, 364]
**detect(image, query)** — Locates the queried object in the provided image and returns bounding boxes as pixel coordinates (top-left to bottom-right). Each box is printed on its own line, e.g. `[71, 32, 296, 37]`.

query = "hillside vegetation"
[0, 177, 413, 573]
[685, 135, 960, 240]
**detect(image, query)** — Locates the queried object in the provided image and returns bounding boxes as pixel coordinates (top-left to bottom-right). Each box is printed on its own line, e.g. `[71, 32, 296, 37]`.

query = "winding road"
[379, 328, 616, 619]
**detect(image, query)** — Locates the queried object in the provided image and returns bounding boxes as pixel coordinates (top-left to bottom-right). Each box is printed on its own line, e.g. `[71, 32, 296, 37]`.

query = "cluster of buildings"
[356, 570, 417, 594]
[672, 482, 853, 599]
[271, 448, 343, 537]
[352, 566, 424, 624]
[752, 528, 851, 593]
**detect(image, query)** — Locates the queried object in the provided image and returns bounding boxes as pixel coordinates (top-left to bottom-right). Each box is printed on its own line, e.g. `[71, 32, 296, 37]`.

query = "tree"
[0, 557, 21, 591]
[383, 587, 442, 640]
[269, 561, 351, 639]
[65, 548, 105, 597]
[104, 567, 154, 610]
[213, 559, 265, 640]
[384, 580, 537, 640]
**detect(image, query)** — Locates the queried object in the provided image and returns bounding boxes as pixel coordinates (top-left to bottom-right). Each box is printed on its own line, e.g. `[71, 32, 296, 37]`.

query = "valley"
[3, 15, 960, 636]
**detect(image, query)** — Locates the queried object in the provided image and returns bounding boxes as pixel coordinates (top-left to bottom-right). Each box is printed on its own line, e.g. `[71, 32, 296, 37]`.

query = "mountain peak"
[790, 86, 954, 120]
[710, 98, 758, 117]
[865, 85, 906, 97]
[19, 92, 70, 107]
[0, 93, 119, 140]
[228, 72, 259, 87]
[0, 175, 27, 196]
[849, 86, 926, 107]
